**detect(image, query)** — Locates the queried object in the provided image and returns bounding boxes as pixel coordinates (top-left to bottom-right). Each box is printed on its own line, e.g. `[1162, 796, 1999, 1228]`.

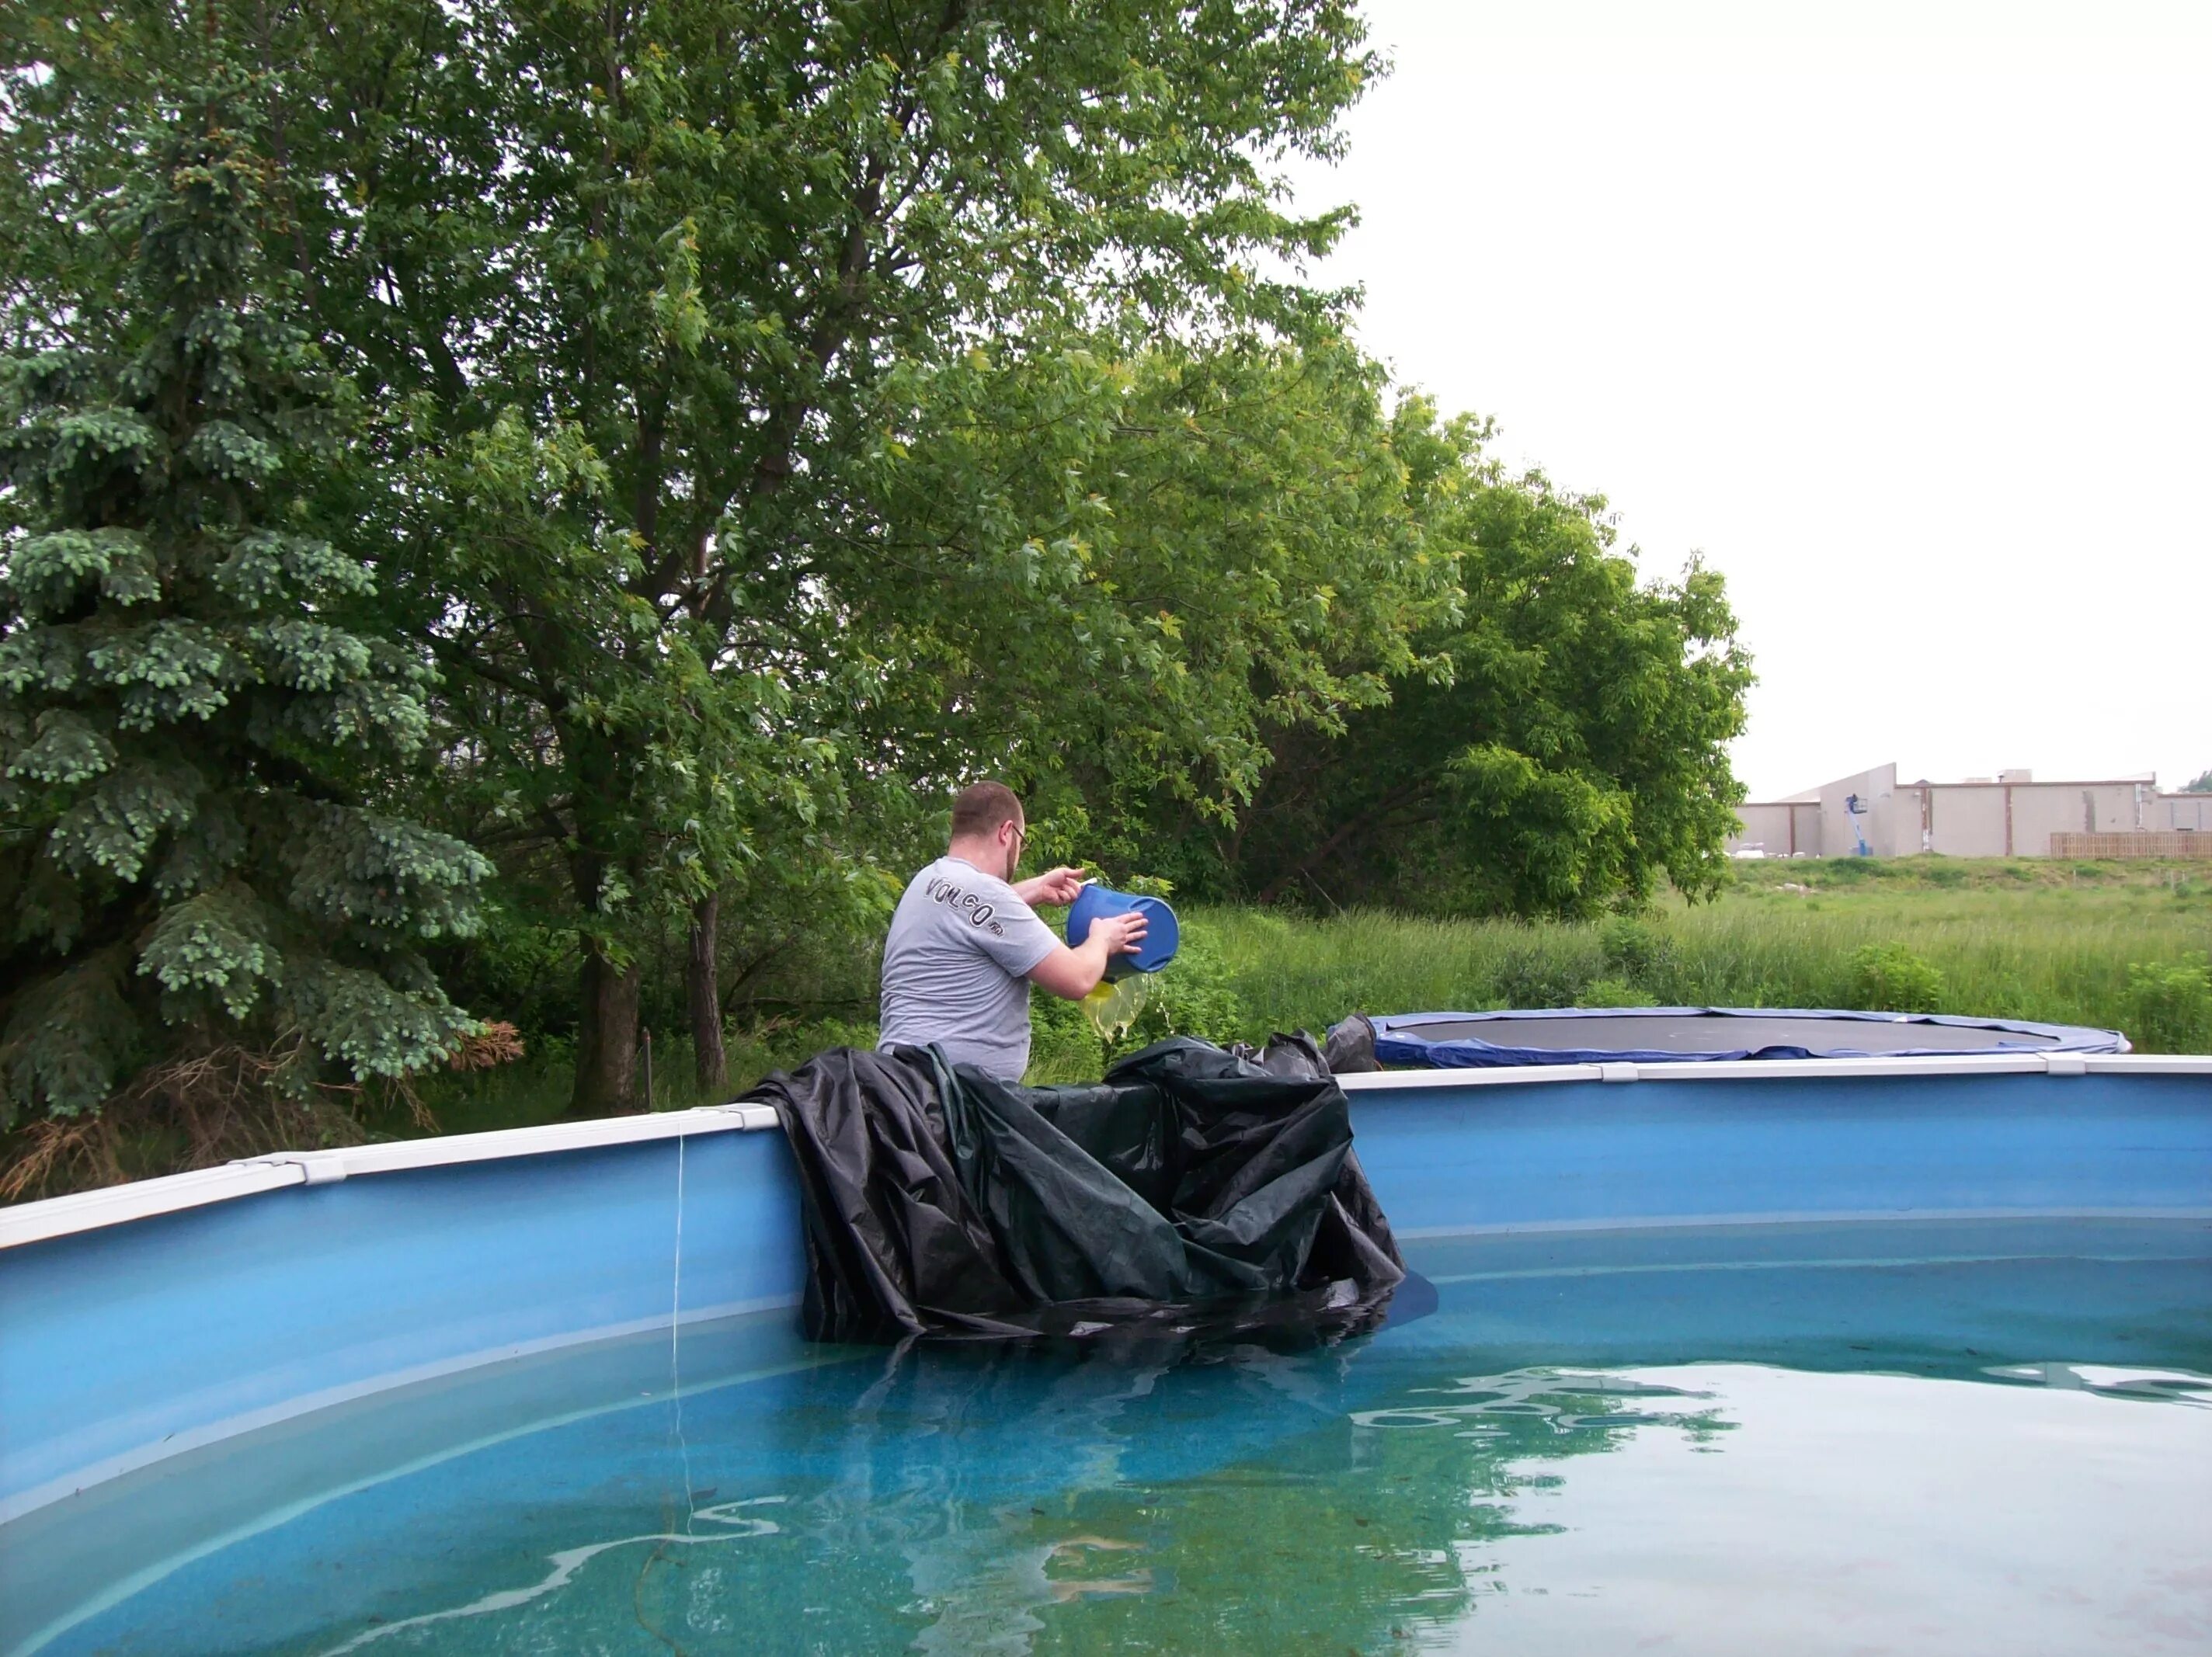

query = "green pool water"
[13, 1218, 2210, 1655]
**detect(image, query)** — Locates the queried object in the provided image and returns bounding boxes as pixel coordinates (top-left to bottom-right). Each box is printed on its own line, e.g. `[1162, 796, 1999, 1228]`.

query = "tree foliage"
[0, 89, 487, 1137]
[130, 0, 1385, 1111]
[2, 2, 1755, 1177]
[1195, 448, 1753, 918]
[857, 335, 1460, 857]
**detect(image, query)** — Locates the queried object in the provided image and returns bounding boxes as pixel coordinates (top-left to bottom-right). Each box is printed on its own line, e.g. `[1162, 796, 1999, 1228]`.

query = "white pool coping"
[2, 1055, 2206, 1252]
[0, 1103, 780, 1252]
[1334, 1050, 2212, 1089]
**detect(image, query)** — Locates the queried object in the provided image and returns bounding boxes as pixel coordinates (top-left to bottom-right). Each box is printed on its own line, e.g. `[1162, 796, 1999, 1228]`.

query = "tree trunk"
[563, 722, 644, 1116]
[687, 892, 726, 1095]
[571, 937, 642, 1117]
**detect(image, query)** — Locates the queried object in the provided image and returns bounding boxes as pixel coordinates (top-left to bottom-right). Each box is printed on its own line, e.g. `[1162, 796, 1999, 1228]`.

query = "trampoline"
[1369, 1006, 2127, 1068]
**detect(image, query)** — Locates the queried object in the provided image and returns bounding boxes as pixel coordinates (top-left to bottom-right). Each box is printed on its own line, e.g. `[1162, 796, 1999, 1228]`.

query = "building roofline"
[1897, 777, 2159, 790]
[1742, 777, 2165, 808]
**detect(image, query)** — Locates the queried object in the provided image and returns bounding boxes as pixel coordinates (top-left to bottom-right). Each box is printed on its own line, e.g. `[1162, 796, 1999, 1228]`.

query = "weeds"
[1849, 944, 1946, 1013]
[1207, 863, 2210, 1050]
[10, 856, 2209, 1200]
[0, 1037, 385, 1204]
[2120, 955, 2212, 1053]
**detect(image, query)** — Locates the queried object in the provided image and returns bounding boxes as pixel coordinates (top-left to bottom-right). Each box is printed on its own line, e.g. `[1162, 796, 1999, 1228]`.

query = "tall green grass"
[398, 857, 2212, 1138]
[22, 857, 2195, 1198]
[1205, 864, 2211, 1044]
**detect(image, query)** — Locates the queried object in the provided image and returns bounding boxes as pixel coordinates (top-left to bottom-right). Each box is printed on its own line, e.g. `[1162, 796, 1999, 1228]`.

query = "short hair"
[950, 780, 1024, 840]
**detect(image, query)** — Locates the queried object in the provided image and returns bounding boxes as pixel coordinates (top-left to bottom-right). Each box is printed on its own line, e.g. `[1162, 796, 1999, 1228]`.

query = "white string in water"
[670, 1131, 695, 1530]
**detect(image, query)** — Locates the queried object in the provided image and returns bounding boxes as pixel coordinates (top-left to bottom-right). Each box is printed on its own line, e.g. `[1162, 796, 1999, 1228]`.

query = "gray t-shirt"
[878, 856, 1061, 1079]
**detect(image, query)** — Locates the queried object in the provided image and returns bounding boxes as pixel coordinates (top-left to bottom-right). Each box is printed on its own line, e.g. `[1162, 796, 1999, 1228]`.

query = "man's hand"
[1014, 865, 1087, 907]
[1089, 910, 1147, 957]
[1028, 908, 1148, 1001]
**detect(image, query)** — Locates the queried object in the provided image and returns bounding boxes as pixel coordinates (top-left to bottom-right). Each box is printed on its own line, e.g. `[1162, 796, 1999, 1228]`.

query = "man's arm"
[1011, 865, 1085, 907]
[1027, 910, 1148, 1001]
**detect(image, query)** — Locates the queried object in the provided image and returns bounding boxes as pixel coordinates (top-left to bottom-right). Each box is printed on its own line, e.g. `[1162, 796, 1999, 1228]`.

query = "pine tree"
[0, 89, 488, 1172]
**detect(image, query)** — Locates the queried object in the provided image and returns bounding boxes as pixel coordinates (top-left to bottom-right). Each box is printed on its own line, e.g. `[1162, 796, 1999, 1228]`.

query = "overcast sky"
[1281, 0, 2210, 800]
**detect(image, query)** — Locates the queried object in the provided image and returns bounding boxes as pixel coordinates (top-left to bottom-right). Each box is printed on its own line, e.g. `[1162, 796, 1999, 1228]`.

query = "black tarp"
[751, 1035, 1408, 1345]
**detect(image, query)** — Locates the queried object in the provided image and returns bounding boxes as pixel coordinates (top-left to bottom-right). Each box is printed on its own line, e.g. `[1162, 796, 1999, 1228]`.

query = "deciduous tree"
[1205, 443, 1752, 918]
[231, 0, 1380, 1110]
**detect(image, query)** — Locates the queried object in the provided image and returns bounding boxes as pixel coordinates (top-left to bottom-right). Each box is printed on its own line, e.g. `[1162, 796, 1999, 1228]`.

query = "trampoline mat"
[1398, 1013, 2064, 1054]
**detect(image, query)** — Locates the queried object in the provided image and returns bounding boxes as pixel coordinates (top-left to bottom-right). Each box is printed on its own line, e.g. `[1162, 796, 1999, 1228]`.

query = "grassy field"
[11, 854, 2203, 1192]
[1210, 856, 2211, 1040]
[395, 856, 2212, 1138]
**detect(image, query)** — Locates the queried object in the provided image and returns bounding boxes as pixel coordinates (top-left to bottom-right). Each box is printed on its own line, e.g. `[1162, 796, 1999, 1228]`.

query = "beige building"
[1730, 763, 2211, 858]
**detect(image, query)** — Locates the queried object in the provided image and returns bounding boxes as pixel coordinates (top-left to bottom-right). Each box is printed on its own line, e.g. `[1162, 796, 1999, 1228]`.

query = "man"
[879, 781, 1146, 1080]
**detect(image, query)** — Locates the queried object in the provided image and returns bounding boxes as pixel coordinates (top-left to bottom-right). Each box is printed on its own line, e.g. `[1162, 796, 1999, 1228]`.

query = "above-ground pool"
[2, 1050, 2207, 1655]
[1369, 1006, 2127, 1068]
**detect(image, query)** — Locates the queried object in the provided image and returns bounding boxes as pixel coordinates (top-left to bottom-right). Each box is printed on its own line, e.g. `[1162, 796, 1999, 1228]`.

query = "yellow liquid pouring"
[1080, 974, 1150, 1044]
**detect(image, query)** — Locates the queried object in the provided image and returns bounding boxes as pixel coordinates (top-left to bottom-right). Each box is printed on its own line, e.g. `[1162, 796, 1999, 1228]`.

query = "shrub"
[1849, 944, 1946, 1013]
[1578, 976, 1653, 1009]
[1028, 982, 1105, 1081]
[1601, 918, 1664, 981]
[1600, 916, 1682, 999]
[1488, 943, 1594, 1009]
[1126, 924, 1252, 1049]
[1026, 921, 1255, 1081]
[2120, 955, 2212, 1054]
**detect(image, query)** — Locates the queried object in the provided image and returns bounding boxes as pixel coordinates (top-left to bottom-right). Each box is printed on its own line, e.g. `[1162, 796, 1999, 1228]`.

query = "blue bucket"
[1066, 884, 1180, 976]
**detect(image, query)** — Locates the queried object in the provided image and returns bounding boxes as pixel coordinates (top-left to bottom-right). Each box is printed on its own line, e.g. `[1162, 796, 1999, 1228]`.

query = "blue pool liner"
[5, 1050, 2208, 1655]
[1371, 1006, 2129, 1068]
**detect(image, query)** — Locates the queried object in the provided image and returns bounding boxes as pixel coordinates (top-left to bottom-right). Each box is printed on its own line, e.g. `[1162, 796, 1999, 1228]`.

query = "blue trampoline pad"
[1370, 1006, 2127, 1068]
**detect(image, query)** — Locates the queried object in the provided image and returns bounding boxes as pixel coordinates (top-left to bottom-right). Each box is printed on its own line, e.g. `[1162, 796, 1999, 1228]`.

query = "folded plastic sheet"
[752, 1036, 1407, 1345]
